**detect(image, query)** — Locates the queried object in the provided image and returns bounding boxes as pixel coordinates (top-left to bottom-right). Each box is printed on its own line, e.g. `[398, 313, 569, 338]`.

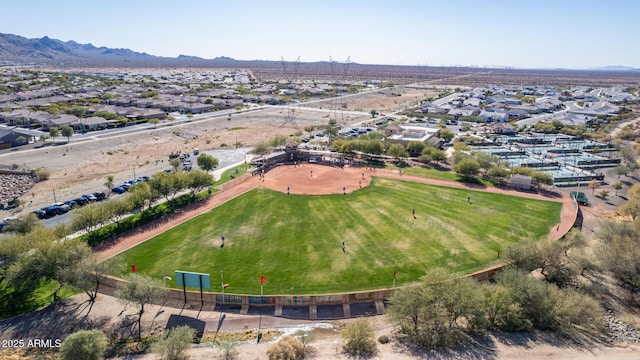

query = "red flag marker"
[261, 274, 266, 284]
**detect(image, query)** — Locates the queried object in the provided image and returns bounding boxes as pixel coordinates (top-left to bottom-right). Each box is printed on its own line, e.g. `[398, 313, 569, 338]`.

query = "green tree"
[103, 197, 133, 228]
[116, 273, 164, 341]
[128, 181, 153, 212]
[104, 175, 114, 194]
[152, 325, 195, 360]
[406, 141, 426, 157]
[387, 269, 481, 349]
[341, 319, 377, 357]
[57, 253, 115, 311]
[49, 127, 60, 139]
[71, 203, 109, 240]
[196, 153, 219, 173]
[65, 106, 86, 117]
[370, 109, 377, 118]
[439, 128, 455, 142]
[506, 231, 584, 286]
[496, 269, 557, 330]
[479, 285, 530, 331]
[615, 165, 630, 179]
[387, 143, 409, 162]
[487, 165, 509, 181]
[148, 172, 187, 203]
[531, 171, 554, 191]
[597, 219, 640, 289]
[61, 125, 73, 142]
[59, 330, 107, 360]
[612, 182, 623, 196]
[148, 117, 160, 128]
[472, 152, 498, 175]
[15, 136, 27, 145]
[429, 149, 447, 164]
[185, 170, 214, 197]
[619, 197, 640, 220]
[169, 158, 182, 172]
[453, 158, 480, 180]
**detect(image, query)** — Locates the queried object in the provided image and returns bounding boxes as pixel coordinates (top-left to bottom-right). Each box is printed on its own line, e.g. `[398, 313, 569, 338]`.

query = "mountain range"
[1, 32, 639, 73]
[0, 32, 250, 67]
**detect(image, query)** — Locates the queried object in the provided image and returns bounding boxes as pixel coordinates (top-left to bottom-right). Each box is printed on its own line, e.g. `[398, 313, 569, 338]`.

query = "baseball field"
[114, 174, 562, 295]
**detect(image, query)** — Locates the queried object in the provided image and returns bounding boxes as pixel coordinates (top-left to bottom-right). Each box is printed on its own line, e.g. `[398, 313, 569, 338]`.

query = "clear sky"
[2, 0, 639, 69]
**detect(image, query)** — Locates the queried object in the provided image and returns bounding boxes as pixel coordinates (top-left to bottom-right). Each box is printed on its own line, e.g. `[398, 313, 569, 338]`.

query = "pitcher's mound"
[261, 164, 372, 195]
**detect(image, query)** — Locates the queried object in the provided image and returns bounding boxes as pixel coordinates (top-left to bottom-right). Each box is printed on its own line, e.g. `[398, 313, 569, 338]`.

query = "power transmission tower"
[281, 56, 300, 127]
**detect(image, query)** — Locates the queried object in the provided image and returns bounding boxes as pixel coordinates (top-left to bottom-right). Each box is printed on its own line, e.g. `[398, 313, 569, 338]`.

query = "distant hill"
[0, 32, 244, 67]
[593, 66, 639, 71]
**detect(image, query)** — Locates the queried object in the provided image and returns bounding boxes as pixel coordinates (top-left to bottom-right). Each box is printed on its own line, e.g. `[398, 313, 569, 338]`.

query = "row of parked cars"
[111, 175, 150, 194]
[31, 191, 107, 219]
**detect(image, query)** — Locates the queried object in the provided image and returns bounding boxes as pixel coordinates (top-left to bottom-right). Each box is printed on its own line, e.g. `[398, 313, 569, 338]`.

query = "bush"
[342, 319, 377, 357]
[152, 325, 195, 360]
[216, 341, 239, 360]
[59, 330, 107, 360]
[266, 336, 305, 360]
[378, 334, 390, 344]
[33, 168, 50, 181]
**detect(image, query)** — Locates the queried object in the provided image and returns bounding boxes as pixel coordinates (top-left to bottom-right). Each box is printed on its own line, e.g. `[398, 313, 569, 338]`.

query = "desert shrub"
[342, 319, 377, 357]
[59, 330, 107, 360]
[33, 168, 50, 181]
[378, 335, 390, 344]
[266, 336, 305, 360]
[151, 325, 195, 360]
[216, 341, 239, 360]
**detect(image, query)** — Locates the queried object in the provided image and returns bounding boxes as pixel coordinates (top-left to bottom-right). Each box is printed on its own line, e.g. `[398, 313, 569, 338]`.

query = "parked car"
[0, 221, 7, 231]
[73, 197, 89, 206]
[126, 179, 139, 185]
[570, 191, 588, 206]
[111, 186, 126, 194]
[64, 200, 78, 208]
[31, 209, 48, 219]
[137, 175, 150, 182]
[81, 194, 98, 202]
[56, 204, 71, 214]
[120, 183, 131, 191]
[41, 206, 60, 217]
[93, 191, 107, 200]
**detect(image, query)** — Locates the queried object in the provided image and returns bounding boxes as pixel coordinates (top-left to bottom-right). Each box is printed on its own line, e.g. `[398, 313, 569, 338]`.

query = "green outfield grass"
[115, 177, 561, 295]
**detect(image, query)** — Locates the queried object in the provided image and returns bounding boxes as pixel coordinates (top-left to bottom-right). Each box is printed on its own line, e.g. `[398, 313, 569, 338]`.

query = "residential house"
[0, 129, 34, 149]
[479, 110, 509, 123]
[488, 122, 516, 135]
[507, 108, 530, 120]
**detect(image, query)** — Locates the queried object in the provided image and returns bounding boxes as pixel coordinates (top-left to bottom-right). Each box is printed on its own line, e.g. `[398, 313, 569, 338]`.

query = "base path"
[97, 164, 575, 260]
